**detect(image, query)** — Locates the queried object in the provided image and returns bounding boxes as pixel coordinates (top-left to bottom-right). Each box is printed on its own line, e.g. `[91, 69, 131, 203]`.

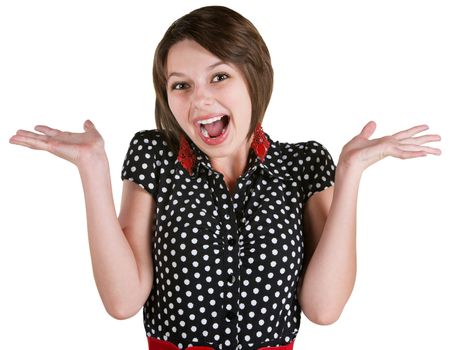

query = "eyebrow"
[167, 61, 229, 80]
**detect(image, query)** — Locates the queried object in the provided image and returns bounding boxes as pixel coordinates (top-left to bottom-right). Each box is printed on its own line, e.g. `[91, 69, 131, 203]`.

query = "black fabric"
[121, 129, 336, 350]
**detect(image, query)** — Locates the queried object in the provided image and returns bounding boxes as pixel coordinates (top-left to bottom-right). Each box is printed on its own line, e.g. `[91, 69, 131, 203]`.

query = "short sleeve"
[300, 141, 336, 201]
[121, 130, 160, 199]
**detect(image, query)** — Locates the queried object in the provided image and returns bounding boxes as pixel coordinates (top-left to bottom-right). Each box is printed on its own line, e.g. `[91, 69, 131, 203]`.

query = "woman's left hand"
[338, 121, 441, 174]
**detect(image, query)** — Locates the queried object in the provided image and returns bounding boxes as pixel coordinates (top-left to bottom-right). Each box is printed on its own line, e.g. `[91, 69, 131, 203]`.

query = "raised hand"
[9, 119, 105, 167]
[339, 121, 441, 174]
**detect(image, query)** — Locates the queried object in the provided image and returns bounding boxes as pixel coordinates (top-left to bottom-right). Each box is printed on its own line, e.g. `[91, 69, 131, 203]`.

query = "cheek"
[229, 88, 252, 125]
[167, 95, 187, 124]
[243, 94, 252, 119]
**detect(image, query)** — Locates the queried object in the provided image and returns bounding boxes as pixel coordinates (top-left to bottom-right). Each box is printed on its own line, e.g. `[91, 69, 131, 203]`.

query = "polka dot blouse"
[121, 129, 336, 350]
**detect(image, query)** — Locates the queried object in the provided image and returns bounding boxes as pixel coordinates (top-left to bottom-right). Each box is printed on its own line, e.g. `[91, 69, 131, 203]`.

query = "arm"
[298, 171, 358, 325]
[80, 157, 154, 319]
[298, 121, 441, 325]
[10, 120, 154, 319]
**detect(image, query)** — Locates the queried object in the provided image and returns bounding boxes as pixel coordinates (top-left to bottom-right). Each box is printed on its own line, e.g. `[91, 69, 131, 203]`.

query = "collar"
[176, 123, 292, 181]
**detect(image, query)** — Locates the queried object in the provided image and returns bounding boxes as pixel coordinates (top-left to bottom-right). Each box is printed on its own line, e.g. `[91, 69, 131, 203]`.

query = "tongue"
[204, 118, 225, 138]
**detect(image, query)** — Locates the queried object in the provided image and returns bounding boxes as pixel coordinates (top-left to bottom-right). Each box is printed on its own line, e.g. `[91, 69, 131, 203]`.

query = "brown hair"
[153, 5, 274, 152]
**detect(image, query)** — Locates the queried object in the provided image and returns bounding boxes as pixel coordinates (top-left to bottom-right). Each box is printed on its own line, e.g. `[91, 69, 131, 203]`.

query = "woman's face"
[166, 39, 252, 160]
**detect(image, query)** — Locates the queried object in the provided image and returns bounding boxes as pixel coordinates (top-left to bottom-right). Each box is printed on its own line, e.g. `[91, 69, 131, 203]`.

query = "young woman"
[9, 6, 441, 350]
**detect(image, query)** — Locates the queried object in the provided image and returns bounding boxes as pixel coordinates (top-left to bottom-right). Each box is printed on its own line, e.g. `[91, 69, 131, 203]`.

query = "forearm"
[78, 154, 143, 317]
[300, 164, 361, 324]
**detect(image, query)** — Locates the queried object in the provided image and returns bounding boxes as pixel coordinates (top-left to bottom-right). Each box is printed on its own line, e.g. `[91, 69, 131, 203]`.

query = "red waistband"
[147, 336, 295, 350]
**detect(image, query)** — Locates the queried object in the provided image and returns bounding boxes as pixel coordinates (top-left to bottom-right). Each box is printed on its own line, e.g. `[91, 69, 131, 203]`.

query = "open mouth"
[198, 115, 230, 139]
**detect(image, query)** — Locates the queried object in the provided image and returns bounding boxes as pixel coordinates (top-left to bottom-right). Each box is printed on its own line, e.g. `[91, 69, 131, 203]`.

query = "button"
[225, 311, 236, 320]
[228, 238, 236, 246]
[227, 274, 236, 284]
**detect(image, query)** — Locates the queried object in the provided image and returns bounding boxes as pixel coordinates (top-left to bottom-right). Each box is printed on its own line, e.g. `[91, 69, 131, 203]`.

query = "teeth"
[201, 126, 209, 137]
[197, 115, 224, 125]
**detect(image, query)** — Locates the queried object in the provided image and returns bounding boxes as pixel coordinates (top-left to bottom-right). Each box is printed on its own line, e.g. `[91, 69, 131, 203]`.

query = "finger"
[9, 134, 49, 151]
[83, 119, 95, 131]
[15, 129, 49, 141]
[398, 143, 441, 156]
[392, 124, 429, 140]
[392, 147, 427, 159]
[360, 121, 377, 139]
[34, 125, 61, 136]
[398, 134, 441, 146]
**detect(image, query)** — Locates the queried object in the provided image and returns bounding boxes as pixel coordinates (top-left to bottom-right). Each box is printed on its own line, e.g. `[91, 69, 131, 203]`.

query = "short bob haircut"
[153, 5, 274, 153]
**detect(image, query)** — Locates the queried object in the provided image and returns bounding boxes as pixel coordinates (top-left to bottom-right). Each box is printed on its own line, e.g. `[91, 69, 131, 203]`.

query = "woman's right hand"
[9, 119, 105, 168]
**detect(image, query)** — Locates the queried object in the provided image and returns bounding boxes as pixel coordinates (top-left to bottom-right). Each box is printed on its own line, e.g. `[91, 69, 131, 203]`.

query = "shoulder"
[266, 136, 335, 188]
[294, 140, 334, 162]
[269, 137, 333, 164]
[127, 129, 167, 147]
[125, 129, 177, 160]
[121, 129, 178, 195]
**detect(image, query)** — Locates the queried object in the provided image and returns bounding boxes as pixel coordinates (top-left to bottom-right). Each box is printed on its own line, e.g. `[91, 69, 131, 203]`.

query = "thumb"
[83, 119, 95, 131]
[360, 120, 377, 139]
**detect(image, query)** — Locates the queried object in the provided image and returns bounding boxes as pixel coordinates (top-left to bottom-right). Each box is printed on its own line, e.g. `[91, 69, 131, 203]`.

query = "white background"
[1, 0, 449, 349]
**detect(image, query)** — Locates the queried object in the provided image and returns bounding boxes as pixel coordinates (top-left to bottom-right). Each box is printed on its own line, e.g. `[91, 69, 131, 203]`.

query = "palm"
[340, 121, 441, 173]
[10, 120, 104, 166]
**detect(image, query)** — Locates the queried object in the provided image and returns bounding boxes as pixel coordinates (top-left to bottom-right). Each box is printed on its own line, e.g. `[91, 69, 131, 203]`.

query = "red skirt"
[148, 336, 295, 350]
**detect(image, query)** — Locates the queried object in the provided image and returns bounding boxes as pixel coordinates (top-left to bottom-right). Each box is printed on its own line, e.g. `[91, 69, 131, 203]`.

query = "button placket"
[231, 175, 250, 346]
[211, 172, 241, 349]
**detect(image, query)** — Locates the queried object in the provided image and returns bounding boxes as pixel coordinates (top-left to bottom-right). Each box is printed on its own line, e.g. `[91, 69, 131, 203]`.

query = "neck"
[210, 139, 253, 193]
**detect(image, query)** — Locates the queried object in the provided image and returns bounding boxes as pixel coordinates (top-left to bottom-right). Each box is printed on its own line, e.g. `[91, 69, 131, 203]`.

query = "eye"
[170, 82, 189, 91]
[211, 73, 229, 83]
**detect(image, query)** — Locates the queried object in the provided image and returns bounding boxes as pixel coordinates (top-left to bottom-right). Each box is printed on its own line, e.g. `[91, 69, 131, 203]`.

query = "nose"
[191, 84, 214, 109]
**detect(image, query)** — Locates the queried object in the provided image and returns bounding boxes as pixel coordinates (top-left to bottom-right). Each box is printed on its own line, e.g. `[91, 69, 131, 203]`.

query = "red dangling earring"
[251, 122, 270, 162]
[177, 134, 196, 175]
